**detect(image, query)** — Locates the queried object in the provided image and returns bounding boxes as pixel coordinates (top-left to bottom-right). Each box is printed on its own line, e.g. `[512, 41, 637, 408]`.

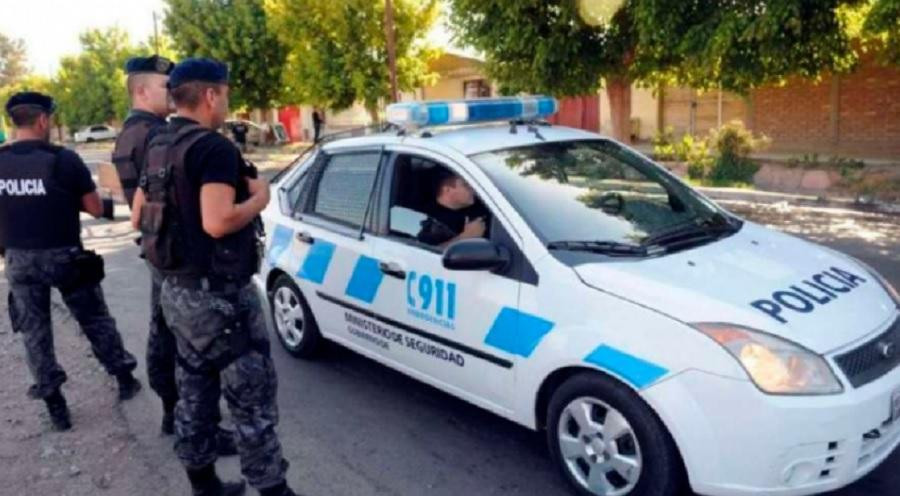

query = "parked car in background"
[224, 119, 266, 146]
[74, 125, 117, 143]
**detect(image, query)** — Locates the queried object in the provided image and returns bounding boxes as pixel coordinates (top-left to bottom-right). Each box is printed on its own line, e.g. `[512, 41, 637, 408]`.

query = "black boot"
[215, 427, 238, 456]
[161, 397, 177, 435]
[116, 372, 142, 401]
[44, 390, 72, 431]
[186, 464, 246, 496]
[260, 482, 299, 496]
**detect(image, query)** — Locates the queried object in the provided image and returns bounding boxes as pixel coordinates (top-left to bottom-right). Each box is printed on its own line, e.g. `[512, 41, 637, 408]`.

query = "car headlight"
[693, 323, 843, 395]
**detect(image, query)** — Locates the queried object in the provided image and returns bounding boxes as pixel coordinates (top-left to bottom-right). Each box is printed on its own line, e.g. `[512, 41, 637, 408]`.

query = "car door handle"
[379, 261, 406, 279]
[295, 231, 314, 244]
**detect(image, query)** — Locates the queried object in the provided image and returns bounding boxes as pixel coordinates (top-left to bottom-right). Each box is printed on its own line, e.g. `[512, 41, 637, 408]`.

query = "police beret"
[125, 55, 174, 75]
[167, 57, 229, 89]
[5, 91, 56, 115]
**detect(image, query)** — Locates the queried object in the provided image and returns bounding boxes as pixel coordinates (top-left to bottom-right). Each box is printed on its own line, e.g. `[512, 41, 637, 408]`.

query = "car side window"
[91, 126, 106, 132]
[311, 151, 381, 228]
[386, 154, 491, 250]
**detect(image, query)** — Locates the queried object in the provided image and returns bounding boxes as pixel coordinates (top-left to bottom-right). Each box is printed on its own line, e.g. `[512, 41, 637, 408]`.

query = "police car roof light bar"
[386, 96, 558, 129]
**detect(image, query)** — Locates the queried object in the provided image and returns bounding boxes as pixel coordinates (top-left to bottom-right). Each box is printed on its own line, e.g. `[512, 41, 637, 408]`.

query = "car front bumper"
[645, 361, 900, 496]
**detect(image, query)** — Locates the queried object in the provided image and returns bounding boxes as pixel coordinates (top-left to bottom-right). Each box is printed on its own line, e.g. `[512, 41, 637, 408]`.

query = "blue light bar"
[386, 96, 558, 128]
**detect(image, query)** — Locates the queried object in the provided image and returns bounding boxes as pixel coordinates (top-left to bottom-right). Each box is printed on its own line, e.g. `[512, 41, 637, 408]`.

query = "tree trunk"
[606, 76, 632, 144]
[367, 104, 380, 124]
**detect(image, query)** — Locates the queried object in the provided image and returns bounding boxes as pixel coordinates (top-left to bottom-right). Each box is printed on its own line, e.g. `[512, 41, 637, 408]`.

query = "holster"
[59, 250, 105, 292]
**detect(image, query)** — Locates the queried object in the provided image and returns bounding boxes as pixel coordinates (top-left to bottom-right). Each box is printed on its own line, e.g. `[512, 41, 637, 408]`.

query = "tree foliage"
[632, 0, 866, 92]
[265, 0, 440, 114]
[0, 32, 28, 89]
[52, 28, 137, 129]
[449, 1, 635, 97]
[863, 0, 900, 64]
[450, 0, 871, 96]
[164, 0, 288, 109]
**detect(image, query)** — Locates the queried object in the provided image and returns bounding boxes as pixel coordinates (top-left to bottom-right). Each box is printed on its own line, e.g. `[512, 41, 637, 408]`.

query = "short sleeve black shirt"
[0, 140, 95, 249]
[416, 201, 489, 246]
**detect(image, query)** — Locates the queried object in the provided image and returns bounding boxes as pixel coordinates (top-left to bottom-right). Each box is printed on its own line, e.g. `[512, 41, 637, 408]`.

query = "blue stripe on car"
[484, 308, 555, 357]
[345, 255, 384, 303]
[267, 224, 293, 266]
[296, 240, 336, 284]
[584, 345, 668, 388]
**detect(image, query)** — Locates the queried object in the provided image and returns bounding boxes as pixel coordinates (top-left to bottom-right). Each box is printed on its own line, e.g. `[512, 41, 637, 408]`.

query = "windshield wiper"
[642, 213, 739, 247]
[547, 240, 656, 257]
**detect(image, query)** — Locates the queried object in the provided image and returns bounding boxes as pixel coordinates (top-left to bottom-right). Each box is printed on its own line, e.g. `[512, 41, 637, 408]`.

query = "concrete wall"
[598, 84, 659, 140]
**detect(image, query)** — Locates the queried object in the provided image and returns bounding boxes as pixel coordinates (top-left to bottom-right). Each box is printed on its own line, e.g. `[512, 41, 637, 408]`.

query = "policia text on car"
[0, 91, 142, 431]
[130, 58, 299, 496]
[113, 55, 238, 456]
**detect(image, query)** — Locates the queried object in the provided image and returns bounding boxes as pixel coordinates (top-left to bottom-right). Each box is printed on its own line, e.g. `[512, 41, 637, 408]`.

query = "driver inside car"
[416, 168, 490, 249]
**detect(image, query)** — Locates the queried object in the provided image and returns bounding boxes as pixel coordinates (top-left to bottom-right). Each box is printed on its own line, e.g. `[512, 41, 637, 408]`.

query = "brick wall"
[749, 55, 900, 158]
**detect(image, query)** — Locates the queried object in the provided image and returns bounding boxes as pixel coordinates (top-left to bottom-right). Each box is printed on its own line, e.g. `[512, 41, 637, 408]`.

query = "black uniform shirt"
[170, 117, 251, 274]
[416, 201, 489, 246]
[0, 140, 95, 249]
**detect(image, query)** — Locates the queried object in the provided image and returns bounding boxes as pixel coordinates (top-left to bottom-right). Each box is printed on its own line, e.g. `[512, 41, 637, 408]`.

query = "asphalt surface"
[7, 144, 900, 495]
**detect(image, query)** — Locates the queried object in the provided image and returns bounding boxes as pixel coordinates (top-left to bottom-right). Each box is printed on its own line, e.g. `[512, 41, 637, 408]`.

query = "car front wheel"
[547, 372, 684, 496]
[269, 274, 322, 358]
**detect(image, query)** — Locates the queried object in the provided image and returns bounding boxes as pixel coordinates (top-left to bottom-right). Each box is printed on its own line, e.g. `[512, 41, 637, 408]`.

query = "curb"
[696, 187, 900, 215]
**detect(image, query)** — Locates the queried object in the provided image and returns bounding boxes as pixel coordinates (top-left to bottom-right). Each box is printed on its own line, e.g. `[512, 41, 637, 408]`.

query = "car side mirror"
[442, 239, 511, 272]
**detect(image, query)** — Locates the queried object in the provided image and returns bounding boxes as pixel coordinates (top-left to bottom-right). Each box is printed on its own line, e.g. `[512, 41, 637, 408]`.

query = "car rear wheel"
[547, 372, 684, 496]
[269, 274, 322, 358]
[85, 137, 95, 143]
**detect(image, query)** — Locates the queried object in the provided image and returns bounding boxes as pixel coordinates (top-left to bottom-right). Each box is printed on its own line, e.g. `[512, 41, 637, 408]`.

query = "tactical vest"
[0, 142, 80, 250]
[141, 122, 259, 280]
[112, 115, 158, 208]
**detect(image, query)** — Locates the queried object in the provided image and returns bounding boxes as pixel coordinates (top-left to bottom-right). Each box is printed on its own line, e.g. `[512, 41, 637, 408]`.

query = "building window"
[464, 79, 491, 99]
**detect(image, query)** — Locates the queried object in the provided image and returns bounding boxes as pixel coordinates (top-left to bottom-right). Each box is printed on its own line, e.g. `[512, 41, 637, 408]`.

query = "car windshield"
[470, 139, 738, 253]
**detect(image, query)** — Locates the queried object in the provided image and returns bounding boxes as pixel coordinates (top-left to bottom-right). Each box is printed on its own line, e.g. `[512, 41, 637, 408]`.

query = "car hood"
[573, 222, 897, 354]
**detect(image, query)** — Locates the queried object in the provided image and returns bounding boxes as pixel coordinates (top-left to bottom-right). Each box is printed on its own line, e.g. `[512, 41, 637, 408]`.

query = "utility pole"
[384, 0, 399, 103]
[152, 11, 160, 54]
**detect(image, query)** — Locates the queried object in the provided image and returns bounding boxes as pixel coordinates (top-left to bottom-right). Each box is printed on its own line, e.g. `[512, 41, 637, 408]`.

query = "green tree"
[52, 28, 137, 130]
[632, 0, 865, 92]
[863, 0, 900, 64]
[164, 0, 288, 109]
[0, 32, 28, 88]
[265, 0, 440, 119]
[449, 1, 868, 143]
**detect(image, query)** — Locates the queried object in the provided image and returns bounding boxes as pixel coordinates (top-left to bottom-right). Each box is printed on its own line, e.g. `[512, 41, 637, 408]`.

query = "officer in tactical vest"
[1, 92, 141, 431]
[114, 55, 238, 455]
[131, 59, 298, 496]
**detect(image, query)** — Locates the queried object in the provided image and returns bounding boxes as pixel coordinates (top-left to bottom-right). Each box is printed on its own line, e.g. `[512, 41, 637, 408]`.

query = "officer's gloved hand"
[101, 197, 115, 220]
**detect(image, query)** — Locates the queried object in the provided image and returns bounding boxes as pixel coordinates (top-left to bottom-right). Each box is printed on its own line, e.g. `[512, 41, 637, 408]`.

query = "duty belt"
[166, 274, 249, 293]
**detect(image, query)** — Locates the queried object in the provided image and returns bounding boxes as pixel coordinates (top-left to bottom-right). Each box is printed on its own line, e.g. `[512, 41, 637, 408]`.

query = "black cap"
[125, 55, 175, 76]
[167, 57, 229, 89]
[5, 91, 57, 116]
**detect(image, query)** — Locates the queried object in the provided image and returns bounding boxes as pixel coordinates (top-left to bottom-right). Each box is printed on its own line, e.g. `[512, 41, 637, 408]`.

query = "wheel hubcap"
[273, 287, 304, 347]
[557, 397, 643, 496]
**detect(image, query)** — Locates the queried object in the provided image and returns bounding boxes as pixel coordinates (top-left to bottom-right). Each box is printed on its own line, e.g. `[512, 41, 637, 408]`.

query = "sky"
[0, 0, 461, 77]
[0, 0, 166, 76]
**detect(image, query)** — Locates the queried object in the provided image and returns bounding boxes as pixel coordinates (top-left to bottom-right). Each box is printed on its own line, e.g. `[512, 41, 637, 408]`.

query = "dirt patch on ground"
[0, 266, 177, 496]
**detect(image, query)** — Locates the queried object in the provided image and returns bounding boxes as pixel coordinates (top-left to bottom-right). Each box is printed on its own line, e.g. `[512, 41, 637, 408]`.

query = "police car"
[258, 97, 900, 496]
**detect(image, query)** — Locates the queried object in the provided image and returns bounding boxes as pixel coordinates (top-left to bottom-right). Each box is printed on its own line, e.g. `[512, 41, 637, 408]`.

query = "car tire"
[547, 372, 685, 496]
[269, 274, 322, 358]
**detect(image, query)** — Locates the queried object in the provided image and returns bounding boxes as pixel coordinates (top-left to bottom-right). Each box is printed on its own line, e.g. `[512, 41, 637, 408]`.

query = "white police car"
[258, 97, 900, 496]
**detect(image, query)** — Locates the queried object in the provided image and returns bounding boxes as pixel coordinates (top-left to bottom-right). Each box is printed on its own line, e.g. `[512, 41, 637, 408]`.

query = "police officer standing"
[113, 56, 238, 456]
[1, 92, 141, 431]
[131, 59, 297, 496]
